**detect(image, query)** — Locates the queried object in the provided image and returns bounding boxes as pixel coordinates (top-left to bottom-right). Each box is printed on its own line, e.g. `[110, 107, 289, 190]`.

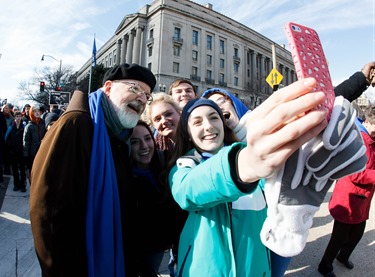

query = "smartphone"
[284, 22, 335, 120]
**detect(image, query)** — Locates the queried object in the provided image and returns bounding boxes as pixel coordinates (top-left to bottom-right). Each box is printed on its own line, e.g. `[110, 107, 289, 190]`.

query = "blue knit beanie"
[180, 98, 225, 134]
[202, 88, 249, 119]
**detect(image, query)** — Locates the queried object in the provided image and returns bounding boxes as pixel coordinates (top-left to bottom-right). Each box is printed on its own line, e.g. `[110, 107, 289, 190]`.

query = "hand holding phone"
[284, 22, 335, 120]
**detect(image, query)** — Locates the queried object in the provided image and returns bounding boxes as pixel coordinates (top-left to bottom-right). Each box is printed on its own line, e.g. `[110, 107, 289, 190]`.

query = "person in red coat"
[318, 105, 375, 277]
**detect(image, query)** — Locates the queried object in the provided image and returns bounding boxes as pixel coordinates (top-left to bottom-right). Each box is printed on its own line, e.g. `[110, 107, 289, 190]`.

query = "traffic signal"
[57, 86, 61, 91]
[40, 81, 45, 92]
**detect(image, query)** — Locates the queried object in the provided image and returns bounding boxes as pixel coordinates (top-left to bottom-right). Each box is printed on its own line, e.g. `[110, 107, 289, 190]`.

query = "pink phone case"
[284, 22, 335, 120]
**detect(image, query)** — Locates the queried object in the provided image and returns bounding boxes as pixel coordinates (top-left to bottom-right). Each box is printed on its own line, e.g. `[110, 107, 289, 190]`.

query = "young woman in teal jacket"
[166, 78, 329, 276]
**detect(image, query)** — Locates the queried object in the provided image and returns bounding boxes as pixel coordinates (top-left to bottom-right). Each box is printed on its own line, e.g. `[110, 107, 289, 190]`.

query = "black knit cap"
[102, 63, 156, 91]
[44, 112, 59, 128]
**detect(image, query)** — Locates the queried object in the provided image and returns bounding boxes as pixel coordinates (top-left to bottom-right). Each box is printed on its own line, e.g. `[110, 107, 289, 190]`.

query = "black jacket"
[334, 71, 369, 101]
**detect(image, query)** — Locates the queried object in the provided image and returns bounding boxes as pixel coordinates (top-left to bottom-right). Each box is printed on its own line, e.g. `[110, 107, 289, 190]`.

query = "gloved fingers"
[307, 177, 335, 194]
[312, 136, 367, 180]
[329, 150, 368, 180]
[302, 169, 313, 186]
[281, 148, 303, 190]
[285, 138, 319, 189]
[322, 97, 356, 150]
[307, 126, 359, 172]
[306, 176, 332, 192]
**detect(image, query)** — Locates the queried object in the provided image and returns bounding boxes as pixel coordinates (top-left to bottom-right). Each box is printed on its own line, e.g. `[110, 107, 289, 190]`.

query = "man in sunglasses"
[30, 63, 156, 276]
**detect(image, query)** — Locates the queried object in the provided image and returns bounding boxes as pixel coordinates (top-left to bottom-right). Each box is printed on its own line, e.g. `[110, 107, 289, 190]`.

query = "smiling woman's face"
[150, 102, 180, 138]
[187, 105, 224, 154]
[207, 93, 240, 130]
[130, 124, 155, 168]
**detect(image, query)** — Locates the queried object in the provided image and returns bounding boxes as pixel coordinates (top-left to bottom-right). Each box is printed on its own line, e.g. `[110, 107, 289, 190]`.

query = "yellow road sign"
[266, 68, 283, 88]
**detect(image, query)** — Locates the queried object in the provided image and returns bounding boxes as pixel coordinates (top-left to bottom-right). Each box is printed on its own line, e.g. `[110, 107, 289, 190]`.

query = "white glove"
[261, 168, 334, 257]
[260, 96, 367, 257]
[322, 96, 356, 150]
[305, 125, 367, 191]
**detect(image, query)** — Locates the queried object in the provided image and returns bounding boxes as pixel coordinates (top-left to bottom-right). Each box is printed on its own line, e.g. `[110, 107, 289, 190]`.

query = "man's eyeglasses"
[116, 81, 153, 104]
[214, 96, 230, 107]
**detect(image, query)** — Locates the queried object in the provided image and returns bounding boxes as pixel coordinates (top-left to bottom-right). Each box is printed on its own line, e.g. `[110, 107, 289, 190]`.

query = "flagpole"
[88, 65, 92, 93]
[88, 34, 96, 93]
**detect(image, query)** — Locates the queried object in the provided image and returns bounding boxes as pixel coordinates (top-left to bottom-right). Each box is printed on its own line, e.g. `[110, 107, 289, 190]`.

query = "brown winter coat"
[29, 90, 133, 276]
[30, 90, 93, 276]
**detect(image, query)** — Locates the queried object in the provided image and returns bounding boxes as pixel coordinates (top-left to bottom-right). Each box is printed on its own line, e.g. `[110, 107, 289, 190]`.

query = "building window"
[207, 55, 212, 66]
[207, 70, 212, 80]
[173, 62, 180, 73]
[192, 66, 198, 76]
[234, 47, 239, 57]
[150, 29, 154, 39]
[192, 50, 198, 61]
[148, 46, 153, 57]
[193, 30, 199, 45]
[174, 45, 181, 56]
[174, 27, 181, 39]
[148, 63, 152, 70]
[234, 63, 239, 73]
[234, 77, 238, 86]
[207, 35, 212, 50]
[219, 73, 224, 83]
[220, 59, 225, 69]
[220, 39, 225, 54]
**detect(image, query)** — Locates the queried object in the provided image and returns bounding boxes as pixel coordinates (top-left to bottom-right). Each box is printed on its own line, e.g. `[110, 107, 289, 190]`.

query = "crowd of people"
[1, 60, 374, 276]
[0, 103, 62, 192]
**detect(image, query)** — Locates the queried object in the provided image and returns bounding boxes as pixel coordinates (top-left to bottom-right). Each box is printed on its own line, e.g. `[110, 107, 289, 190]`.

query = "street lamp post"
[41, 54, 62, 90]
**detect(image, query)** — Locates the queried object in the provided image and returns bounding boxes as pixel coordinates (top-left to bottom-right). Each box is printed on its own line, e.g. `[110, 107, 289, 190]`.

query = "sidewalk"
[285, 189, 375, 276]
[0, 176, 40, 276]
[0, 175, 374, 276]
[0, 176, 170, 276]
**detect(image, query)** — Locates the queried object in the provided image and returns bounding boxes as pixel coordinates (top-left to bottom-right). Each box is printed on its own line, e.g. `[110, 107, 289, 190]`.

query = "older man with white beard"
[30, 63, 156, 277]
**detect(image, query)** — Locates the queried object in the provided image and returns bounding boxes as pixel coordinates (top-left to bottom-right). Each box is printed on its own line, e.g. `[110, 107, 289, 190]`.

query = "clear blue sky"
[1, 0, 374, 106]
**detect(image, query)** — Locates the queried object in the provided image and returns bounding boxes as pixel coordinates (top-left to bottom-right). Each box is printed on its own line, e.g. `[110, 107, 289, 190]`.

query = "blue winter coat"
[169, 143, 270, 277]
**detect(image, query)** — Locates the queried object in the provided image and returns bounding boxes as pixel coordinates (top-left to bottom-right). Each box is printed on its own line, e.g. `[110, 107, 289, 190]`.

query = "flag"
[92, 37, 97, 68]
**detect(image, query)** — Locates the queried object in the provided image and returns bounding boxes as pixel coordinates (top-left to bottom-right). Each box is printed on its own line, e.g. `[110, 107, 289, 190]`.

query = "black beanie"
[44, 112, 59, 128]
[102, 63, 156, 91]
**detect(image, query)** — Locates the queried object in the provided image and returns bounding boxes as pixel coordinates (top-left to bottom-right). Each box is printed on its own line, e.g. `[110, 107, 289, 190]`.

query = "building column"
[259, 54, 265, 92]
[116, 39, 122, 65]
[265, 58, 271, 94]
[251, 50, 256, 91]
[279, 64, 284, 85]
[126, 29, 135, 64]
[291, 70, 296, 83]
[133, 26, 144, 64]
[121, 34, 128, 63]
[284, 67, 289, 85]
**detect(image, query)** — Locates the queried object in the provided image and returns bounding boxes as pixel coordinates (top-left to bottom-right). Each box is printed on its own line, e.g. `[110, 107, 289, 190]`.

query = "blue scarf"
[86, 89, 125, 276]
[132, 167, 158, 189]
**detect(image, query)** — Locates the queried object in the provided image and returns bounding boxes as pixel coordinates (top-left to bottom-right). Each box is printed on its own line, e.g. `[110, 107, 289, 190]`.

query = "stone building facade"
[77, 0, 296, 108]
